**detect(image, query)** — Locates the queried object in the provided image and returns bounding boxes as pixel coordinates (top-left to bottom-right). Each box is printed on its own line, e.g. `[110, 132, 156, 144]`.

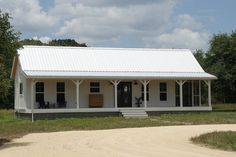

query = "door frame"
[117, 82, 132, 108]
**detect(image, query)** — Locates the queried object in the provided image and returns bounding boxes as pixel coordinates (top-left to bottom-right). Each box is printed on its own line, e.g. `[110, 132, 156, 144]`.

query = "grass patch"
[191, 131, 236, 151]
[212, 104, 236, 111]
[1, 105, 236, 147]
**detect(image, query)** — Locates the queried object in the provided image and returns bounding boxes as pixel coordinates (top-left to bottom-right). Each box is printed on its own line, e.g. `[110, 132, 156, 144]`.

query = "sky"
[0, 0, 235, 50]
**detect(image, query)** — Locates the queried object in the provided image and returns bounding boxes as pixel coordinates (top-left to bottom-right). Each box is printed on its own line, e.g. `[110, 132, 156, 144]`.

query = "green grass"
[212, 103, 236, 111]
[191, 131, 236, 151]
[1, 104, 236, 146]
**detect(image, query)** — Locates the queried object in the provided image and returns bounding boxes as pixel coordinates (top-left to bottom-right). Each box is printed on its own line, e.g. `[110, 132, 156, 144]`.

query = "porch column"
[140, 80, 150, 108]
[110, 80, 121, 108]
[72, 80, 83, 109]
[204, 80, 211, 107]
[31, 79, 37, 122]
[176, 80, 186, 108]
[199, 80, 201, 106]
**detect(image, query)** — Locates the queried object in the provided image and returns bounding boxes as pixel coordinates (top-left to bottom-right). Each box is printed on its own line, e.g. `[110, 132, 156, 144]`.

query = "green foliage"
[194, 31, 236, 103]
[19, 39, 44, 46]
[0, 10, 21, 106]
[48, 39, 87, 47]
[0, 61, 11, 101]
[193, 49, 207, 69]
[19, 39, 87, 47]
[191, 131, 236, 151]
[207, 31, 236, 103]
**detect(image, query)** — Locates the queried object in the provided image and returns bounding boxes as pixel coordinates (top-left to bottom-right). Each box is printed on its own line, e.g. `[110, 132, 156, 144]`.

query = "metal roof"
[17, 46, 216, 79]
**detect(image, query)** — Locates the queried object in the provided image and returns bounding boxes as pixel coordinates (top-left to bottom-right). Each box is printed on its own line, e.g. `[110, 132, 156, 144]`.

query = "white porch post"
[204, 80, 211, 107]
[110, 80, 121, 108]
[72, 80, 83, 109]
[31, 79, 37, 122]
[199, 80, 201, 106]
[140, 80, 150, 108]
[176, 80, 186, 108]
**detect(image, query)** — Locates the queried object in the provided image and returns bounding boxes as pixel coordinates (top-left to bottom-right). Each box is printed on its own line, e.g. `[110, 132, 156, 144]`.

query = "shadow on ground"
[0, 141, 32, 150]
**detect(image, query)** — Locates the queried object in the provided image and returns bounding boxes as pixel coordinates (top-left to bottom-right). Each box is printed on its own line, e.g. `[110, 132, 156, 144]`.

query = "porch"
[17, 79, 212, 114]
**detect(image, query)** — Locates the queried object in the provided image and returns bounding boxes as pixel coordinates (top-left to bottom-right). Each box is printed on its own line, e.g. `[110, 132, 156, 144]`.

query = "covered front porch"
[22, 78, 212, 113]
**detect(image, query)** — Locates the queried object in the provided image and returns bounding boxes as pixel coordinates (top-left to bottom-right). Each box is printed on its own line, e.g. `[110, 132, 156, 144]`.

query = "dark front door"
[118, 82, 132, 107]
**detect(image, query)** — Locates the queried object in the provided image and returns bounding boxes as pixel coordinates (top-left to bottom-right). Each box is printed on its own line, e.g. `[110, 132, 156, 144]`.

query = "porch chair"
[135, 97, 143, 107]
[57, 100, 67, 108]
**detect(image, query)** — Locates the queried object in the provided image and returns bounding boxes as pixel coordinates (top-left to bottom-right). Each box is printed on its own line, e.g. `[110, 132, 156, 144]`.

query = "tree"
[0, 10, 21, 107]
[206, 31, 236, 103]
[193, 49, 207, 70]
[19, 39, 44, 46]
[48, 39, 87, 47]
[19, 38, 87, 47]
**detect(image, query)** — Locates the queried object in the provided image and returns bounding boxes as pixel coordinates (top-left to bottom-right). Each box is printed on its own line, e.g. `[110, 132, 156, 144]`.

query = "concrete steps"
[120, 108, 148, 118]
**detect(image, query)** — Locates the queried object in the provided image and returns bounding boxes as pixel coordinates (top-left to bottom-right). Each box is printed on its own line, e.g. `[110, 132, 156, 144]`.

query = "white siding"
[31, 79, 77, 109]
[19, 78, 179, 109]
[148, 80, 176, 107]
[132, 80, 176, 108]
[23, 79, 179, 109]
[15, 63, 29, 110]
[132, 82, 142, 107]
[79, 80, 114, 108]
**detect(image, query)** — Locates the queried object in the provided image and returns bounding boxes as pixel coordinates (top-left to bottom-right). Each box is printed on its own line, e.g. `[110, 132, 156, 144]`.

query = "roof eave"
[10, 55, 19, 79]
[24, 75, 217, 80]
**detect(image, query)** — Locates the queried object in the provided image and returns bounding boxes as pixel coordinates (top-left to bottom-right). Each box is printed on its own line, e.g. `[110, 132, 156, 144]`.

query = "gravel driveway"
[0, 124, 236, 157]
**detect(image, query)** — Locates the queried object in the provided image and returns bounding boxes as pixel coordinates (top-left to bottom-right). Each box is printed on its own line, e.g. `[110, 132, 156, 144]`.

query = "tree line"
[194, 31, 236, 103]
[1, 10, 236, 108]
[0, 11, 86, 108]
[19, 39, 87, 47]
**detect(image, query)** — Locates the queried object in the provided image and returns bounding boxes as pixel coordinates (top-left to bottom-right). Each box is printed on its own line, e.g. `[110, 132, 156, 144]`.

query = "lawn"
[212, 103, 236, 111]
[1, 104, 236, 146]
[191, 131, 236, 151]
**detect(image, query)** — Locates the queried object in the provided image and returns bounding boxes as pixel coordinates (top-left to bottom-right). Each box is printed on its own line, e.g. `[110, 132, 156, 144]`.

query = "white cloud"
[0, 0, 210, 49]
[176, 14, 202, 30]
[54, 0, 176, 45]
[145, 28, 209, 50]
[32, 36, 52, 43]
[0, 0, 57, 33]
[39, 36, 52, 44]
[53, 0, 166, 7]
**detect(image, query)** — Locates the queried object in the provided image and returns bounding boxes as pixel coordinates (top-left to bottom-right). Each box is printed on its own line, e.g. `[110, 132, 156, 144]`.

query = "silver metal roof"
[18, 46, 216, 79]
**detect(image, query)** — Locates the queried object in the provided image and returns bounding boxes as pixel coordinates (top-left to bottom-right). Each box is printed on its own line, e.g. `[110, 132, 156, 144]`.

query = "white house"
[11, 46, 216, 121]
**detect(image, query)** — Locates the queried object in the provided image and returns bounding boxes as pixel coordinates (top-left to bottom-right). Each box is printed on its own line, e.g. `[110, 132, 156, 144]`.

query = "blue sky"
[175, 0, 236, 34]
[0, 0, 235, 50]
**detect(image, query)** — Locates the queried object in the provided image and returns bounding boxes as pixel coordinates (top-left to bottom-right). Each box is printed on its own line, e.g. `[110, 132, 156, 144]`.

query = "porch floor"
[17, 106, 212, 114]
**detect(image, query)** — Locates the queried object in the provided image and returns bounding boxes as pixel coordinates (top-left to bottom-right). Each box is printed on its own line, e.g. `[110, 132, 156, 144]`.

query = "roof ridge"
[22, 45, 190, 52]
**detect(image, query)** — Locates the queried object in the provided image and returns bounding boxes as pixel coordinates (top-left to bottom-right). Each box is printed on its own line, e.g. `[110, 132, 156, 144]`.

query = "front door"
[117, 82, 132, 107]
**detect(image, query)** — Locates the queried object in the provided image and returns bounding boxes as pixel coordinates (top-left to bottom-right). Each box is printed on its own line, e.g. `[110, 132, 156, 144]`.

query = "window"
[36, 82, 44, 103]
[19, 83, 23, 94]
[57, 82, 65, 93]
[160, 82, 167, 101]
[57, 82, 66, 107]
[90, 82, 100, 93]
[141, 84, 149, 101]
